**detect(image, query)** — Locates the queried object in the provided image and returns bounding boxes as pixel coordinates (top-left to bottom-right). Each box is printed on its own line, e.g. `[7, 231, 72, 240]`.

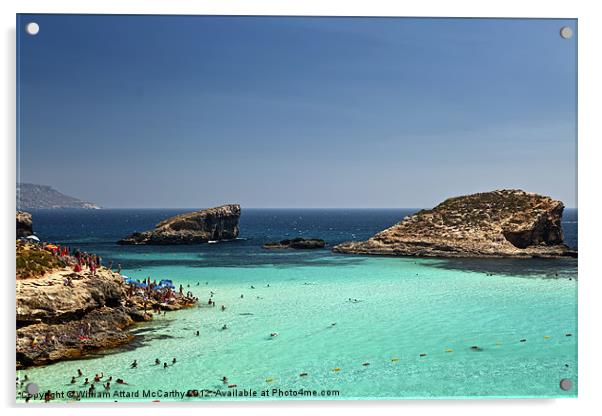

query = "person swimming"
[131, 359, 138, 368]
[250, 285, 255, 289]
[221, 305, 226, 311]
[83, 378, 89, 385]
[155, 358, 161, 365]
[71, 376, 76, 384]
[77, 369, 83, 377]
[164, 362, 168, 369]
[104, 382, 110, 390]
[195, 330, 200, 336]
[270, 332, 279, 337]
[240, 294, 244, 298]
[222, 376, 228, 384]
[116, 379, 127, 385]
[172, 357, 177, 364]
[222, 324, 228, 330]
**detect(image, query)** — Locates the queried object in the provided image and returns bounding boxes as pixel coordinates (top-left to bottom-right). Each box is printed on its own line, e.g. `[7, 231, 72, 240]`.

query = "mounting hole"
[26, 383, 39, 395]
[559, 378, 573, 391]
[25, 22, 40, 36]
[560, 26, 573, 39]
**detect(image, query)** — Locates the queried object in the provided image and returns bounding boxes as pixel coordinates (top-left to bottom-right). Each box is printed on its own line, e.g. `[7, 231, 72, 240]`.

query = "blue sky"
[17, 15, 577, 208]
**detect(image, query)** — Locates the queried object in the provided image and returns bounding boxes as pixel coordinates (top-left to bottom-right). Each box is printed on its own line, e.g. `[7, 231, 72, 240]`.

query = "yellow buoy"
[544, 335, 551, 340]
[332, 367, 341, 372]
[391, 357, 400, 362]
[265, 377, 273, 383]
[495, 341, 502, 346]
[445, 349, 454, 353]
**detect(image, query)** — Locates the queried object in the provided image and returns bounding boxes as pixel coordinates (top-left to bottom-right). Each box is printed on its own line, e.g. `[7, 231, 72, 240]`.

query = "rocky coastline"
[16, 242, 197, 369]
[333, 190, 577, 259]
[118, 204, 240, 245]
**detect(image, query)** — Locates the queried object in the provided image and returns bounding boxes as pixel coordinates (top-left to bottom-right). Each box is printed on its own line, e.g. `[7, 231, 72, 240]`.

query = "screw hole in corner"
[25, 22, 40, 36]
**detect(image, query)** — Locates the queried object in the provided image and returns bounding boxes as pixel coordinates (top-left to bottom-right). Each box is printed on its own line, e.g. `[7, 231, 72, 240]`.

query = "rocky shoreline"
[333, 190, 577, 259]
[16, 243, 197, 369]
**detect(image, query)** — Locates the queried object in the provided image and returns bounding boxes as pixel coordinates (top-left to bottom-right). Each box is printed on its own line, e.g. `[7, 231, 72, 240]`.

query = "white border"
[2, 1, 601, 416]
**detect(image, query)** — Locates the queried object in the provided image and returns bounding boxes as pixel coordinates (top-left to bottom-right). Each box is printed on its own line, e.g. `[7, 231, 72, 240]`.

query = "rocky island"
[118, 204, 240, 245]
[333, 190, 577, 258]
[263, 238, 326, 250]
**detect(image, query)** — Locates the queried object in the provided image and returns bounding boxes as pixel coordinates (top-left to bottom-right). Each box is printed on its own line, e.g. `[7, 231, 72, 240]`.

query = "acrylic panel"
[15, 14, 577, 402]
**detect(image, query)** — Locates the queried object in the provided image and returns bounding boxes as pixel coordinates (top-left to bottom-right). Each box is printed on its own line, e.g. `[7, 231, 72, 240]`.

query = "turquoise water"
[17, 209, 578, 401]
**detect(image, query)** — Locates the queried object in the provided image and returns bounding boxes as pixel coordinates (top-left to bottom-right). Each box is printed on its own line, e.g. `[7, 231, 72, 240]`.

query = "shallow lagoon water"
[17, 209, 578, 400]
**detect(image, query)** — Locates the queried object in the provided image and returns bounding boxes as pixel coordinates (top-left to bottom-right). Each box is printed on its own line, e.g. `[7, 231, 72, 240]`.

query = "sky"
[17, 15, 577, 208]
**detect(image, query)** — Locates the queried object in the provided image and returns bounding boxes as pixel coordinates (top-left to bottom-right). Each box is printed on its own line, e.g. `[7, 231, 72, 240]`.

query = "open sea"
[16, 208, 578, 401]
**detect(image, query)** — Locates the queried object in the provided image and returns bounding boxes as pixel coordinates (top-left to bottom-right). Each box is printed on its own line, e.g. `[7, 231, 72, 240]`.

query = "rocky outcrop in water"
[16, 211, 33, 238]
[263, 238, 326, 250]
[333, 190, 577, 258]
[117, 204, 241, 245]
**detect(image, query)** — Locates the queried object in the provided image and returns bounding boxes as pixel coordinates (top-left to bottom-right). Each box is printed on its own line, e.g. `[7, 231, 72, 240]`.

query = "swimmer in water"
[77, 369, 83, 377]
[155, 358, 160, 365]
[222, 324, 228, 330]
[172, 357, 177, 364]
[222, 376, 228, 384]
[270, 332, 279, 337]
[83, 378, 89, 385]
[195, 330, 200, 336]
[164, 362, 168, 369]
[221, 305, 226, 311]
[71, 376, 76, 384]
[131, 360, 137, 368]
[250, 285, 255, 289]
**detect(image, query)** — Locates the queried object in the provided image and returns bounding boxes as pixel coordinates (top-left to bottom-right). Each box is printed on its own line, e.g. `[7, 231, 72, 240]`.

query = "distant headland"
[333, 189, 577, 259]
[17, 183, 100, 210]
[117, 204, 241, 245]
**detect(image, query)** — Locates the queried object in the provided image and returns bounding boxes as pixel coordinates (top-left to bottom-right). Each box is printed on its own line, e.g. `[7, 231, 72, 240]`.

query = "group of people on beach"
[41, 242, 105, 276]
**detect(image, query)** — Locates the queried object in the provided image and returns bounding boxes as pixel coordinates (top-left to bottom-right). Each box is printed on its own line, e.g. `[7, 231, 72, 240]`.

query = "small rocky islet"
[117, 204, 240, 245]
[263, 238, 326, 250]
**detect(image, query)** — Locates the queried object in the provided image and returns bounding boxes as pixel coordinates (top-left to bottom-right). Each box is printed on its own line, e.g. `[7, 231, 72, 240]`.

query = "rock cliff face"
[16, 267, 135, 368]
[16, 211, 33, 238]
[333, 190, 576, 258]
[117, 204, 241, 245]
